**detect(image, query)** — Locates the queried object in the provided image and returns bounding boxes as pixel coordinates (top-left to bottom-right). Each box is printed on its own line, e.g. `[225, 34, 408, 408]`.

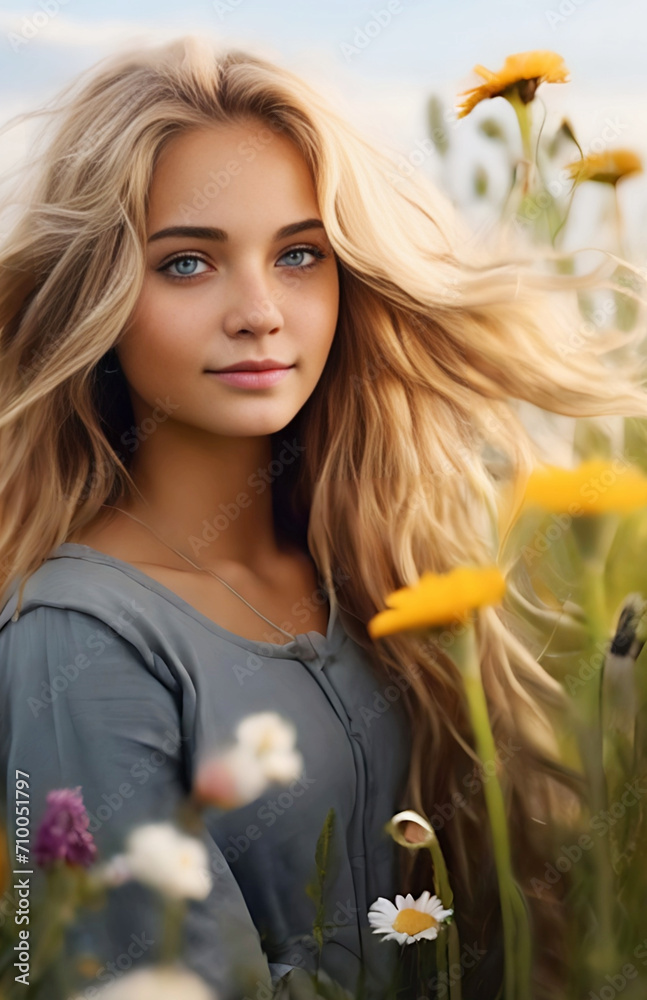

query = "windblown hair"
[2, 35, 647, 998]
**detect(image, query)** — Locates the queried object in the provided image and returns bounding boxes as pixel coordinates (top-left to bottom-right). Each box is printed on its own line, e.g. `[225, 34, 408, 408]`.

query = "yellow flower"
[367, 566, 506, 638]
[457, 50, 570, 118]
[565, 149, 643, 186]
[521, 459, 647, 515]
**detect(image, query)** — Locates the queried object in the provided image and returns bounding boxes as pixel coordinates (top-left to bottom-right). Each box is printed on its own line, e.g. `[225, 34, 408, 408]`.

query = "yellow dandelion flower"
[566, 149, 643, 186]
[457, 50, 570, 119]
[521, 458, 647, 515]
[367, 565, 506, 638]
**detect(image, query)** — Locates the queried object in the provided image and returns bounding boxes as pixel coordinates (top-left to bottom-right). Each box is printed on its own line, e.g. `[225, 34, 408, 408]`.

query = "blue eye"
[277, 246, 328, 270]
[157, 244, 329, 282]
[159, 255, 209, 279]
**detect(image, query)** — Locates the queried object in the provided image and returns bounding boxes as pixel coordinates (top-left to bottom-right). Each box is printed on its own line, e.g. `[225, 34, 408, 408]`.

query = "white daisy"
[368, 890, 453, 945]
[114, 822, 213, 901]
[195, 711, 303, 808]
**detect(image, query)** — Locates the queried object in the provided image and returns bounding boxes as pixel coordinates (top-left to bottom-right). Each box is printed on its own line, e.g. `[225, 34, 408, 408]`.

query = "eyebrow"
[147, 218, 326, 244]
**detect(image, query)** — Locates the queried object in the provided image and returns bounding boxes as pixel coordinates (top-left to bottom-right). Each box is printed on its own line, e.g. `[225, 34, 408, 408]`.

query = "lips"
[210, 360, 294, 373]
[207, 366, 294, 389]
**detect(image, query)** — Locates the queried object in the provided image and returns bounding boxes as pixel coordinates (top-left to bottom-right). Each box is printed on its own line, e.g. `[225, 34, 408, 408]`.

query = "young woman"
[0, 35, 645, 1000]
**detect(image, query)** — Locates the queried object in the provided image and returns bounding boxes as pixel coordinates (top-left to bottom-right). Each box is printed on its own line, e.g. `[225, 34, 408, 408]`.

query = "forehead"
[146, 122, 319, 230]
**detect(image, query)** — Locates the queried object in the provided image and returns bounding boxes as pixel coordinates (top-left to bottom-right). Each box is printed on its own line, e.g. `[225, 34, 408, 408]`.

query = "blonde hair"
[1, 35, 647, 998]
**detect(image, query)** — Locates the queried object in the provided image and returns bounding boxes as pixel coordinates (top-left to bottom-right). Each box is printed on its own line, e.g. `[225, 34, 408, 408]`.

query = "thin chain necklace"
[100, 504, 297, 642]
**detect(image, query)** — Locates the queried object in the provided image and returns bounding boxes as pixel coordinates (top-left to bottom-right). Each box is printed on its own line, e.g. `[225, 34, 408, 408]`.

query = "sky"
[1, 0, 646, 258]
[0, 0, 644, 464]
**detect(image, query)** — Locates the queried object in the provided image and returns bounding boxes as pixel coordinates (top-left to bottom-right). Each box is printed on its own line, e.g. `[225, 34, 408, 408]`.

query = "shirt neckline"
[50, 542, 341, 659]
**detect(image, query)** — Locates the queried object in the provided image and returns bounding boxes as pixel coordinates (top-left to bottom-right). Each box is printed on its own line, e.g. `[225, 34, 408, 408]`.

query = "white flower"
[69, 964, 217, 999]
[206, 743, 273, 805]
[108, 823, 213, 901]
[194, 711, 303, 808]
[93, 853, 133, 888]
[234, 711, 303, 784]
[368, 890, 453, 945]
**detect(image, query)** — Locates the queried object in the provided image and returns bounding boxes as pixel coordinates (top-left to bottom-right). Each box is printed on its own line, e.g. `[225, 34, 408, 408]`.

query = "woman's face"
[116, 120, 339, 438]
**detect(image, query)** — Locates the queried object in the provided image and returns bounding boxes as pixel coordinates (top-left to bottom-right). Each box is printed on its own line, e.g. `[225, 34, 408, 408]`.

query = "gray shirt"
[0, 543, 414, 999]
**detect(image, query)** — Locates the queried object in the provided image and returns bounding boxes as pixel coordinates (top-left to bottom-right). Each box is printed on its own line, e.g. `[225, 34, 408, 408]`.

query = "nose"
[221, 268, 285, 338]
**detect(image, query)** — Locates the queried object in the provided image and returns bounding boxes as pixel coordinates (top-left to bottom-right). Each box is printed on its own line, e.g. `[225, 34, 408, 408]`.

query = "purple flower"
[33, 786, 98, 868]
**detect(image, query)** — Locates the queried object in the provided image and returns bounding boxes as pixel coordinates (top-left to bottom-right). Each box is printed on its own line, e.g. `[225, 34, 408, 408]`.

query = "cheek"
[120, 287, 187, 366]
[298, 271, 339, 348]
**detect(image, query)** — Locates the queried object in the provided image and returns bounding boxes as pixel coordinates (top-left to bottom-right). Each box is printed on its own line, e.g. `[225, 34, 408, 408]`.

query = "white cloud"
[0, 12, 186, 49]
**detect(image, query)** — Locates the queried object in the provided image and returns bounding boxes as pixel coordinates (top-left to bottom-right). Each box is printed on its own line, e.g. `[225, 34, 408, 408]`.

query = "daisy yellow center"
[392, 908, 438, 936]
[257, 732, 274, 754]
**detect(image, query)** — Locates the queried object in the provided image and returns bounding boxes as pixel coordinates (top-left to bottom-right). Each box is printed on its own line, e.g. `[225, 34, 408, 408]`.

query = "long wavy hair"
[2, 35, 647, 998]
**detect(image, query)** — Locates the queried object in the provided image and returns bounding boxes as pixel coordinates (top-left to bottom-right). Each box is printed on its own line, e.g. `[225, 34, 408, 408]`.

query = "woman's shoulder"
[0, 546, 186, 694]
[0, 550, 184, 707]
[0, 544, 154, 633]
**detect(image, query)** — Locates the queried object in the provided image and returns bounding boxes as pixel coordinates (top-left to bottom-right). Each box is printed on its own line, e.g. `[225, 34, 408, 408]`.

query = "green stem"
[447, 920, 462, 1000]
[30, 865, 81, 984]
[506, 92, 534, 194]
[160, 898, 186, 963]
[452, 623, 532, 1000]
[435, 925, 448, 993]
[575, 561, 620, 975]
[571, 514, 620, 574]
[424, 826, 461, 999]
[426, 836, 454, 912]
